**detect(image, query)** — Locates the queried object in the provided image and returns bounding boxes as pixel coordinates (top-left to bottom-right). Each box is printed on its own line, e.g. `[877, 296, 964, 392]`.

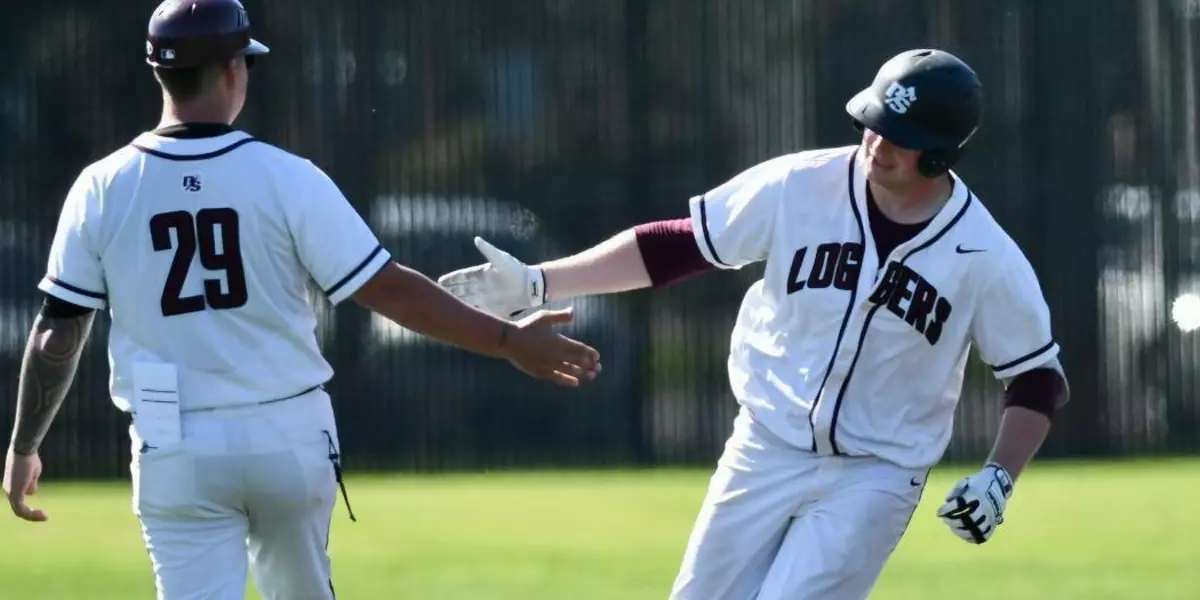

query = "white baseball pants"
[129, 388, 349, 600]
[669, 407, 930, 600]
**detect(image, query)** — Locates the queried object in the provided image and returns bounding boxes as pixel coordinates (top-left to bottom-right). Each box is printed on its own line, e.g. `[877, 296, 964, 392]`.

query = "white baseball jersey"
[39, 127, 392, 412]
[688, 144, 1058, 469]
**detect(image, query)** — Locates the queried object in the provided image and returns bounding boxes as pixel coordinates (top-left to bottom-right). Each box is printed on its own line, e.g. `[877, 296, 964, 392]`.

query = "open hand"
[437, 237, 546, 319]
[501, 308, 601, 387]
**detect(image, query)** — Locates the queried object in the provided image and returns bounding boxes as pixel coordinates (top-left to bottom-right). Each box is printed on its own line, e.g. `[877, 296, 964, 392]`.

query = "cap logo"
[884, 81, 917, 114]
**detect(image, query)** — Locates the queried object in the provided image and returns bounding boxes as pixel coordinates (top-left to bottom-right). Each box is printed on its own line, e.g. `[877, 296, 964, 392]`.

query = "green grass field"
[1, 459, 1196, 599]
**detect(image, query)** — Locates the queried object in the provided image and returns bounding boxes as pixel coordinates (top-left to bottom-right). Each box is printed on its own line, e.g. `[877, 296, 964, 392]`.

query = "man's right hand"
[4, 448, 47, 522]
[437, 237, 547, 319]
[500, 308, 601, 387]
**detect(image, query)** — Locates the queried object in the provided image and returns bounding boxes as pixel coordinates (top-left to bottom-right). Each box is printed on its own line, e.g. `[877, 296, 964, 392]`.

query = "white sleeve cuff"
[38, 276, 107, 310]
[324, 245, 392, 305]
[990, 340, 1060, 380]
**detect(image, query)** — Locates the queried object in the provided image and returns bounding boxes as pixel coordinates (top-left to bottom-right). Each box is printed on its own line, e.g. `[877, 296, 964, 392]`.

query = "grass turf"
[0, 459, 1196, 599]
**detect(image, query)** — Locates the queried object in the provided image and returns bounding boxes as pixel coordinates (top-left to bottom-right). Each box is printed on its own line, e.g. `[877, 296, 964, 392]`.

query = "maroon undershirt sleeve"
[633, 218, 715, 287]
[1003, 368, 1066, 418]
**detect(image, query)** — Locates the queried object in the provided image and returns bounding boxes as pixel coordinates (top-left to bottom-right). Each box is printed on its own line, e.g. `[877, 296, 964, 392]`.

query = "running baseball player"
[1, 1, 599, 598]
[438, 48, 1069, 599]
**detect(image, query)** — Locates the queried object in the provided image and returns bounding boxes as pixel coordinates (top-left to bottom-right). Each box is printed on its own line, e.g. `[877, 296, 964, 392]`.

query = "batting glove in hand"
[437, 237, 547, 319]
[937, 462, 1014, 544]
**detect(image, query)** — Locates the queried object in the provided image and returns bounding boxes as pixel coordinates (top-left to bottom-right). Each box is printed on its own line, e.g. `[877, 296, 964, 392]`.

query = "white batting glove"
[436, 237, 547, 319]
[936, 462, 1014, 545]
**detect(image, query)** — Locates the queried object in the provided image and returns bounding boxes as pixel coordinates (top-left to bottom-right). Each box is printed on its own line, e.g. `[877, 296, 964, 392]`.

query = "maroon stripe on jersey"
[633, 218, 713, 287]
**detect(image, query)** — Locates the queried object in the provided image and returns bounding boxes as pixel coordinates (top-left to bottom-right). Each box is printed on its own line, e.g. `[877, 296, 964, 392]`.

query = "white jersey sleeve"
[970, 244, 1060, 379]
[288, 161, 392, 305]
[37, 170, 107, 309]
[688, 155, 791, 269]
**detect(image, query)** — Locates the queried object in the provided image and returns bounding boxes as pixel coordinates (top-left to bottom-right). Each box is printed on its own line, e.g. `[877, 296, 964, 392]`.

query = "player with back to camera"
[438, 48, 1070, 599]
[1, 1, 600, 598]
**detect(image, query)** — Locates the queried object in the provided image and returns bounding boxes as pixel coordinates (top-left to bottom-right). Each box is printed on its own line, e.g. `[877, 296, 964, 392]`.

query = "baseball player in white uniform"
[1, 1, 599, 599]
[437, 49, 1070, 599]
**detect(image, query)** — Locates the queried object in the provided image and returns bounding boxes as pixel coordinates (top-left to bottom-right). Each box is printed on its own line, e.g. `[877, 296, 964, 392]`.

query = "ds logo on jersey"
[786, 242, 952, 345]
[182, 175, 202, 192]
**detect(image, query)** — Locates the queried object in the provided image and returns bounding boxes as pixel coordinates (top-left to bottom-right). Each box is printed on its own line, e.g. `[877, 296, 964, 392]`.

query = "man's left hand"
[3, 448, 47, 522]
[937, 462, 1013, 544]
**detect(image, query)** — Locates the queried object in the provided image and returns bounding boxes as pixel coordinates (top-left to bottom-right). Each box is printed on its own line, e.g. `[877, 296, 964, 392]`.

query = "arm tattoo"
[9, 311, 95, 455]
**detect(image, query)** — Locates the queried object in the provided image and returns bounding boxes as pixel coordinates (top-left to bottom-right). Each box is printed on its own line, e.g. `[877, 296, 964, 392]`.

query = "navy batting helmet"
[845, 49, 983, 178]
[145, 0, 269, 69]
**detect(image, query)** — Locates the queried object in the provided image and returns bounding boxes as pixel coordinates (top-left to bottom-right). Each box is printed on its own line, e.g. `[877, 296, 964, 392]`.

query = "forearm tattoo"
[10, 312, 95, 455]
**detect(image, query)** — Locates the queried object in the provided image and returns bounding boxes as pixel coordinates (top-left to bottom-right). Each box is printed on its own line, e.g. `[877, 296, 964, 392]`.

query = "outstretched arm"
[352, 262, 600, 387]
[353, 262, 518, 359]
[438, 218, 715, 318]
[539, 218, 713, 301]
[440, 154, 794, 315]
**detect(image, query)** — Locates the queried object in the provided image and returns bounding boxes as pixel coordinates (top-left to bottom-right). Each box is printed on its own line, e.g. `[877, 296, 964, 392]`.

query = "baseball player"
[438, 49, 1070, 599]
[1, 1, 599, 598]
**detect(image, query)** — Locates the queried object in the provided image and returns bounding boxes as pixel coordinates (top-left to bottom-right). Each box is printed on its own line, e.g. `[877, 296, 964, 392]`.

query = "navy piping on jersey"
[324, 245, 386, 298]
[807, 154, 868, 452]
[826, 189, 975, 455]
[697, 194, 731, 267]
[132, 136, 261, 161]
[45, 276, 107, 301]
[991, 339, 1057, 373]
[153, 123, 237, 138]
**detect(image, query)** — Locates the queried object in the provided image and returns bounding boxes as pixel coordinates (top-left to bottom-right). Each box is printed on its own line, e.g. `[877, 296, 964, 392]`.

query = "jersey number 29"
[150, 208, 248, 317]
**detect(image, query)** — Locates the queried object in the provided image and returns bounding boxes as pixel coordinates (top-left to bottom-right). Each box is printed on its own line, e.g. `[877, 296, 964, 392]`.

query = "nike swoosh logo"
[955, 244, 985, 254]
[910, 477, 922, 487]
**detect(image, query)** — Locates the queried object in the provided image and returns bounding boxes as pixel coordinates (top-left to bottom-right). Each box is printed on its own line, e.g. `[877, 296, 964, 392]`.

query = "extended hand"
[936, 463, 1013, 544]
[3, 448, 47, 522]
[500, 308, 601, 387]
[437, 237, 547, 319]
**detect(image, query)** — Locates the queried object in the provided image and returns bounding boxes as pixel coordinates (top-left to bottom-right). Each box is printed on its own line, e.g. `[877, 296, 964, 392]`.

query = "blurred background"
[0, 0, 1197, 480]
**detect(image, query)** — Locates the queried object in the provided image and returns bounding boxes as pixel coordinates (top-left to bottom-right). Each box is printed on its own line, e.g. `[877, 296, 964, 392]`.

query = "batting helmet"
[845, 49, 983, 178]
[145, 0, 269, 69]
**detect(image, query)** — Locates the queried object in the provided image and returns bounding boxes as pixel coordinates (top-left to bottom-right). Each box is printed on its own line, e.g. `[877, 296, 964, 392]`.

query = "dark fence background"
[1, 0, 1197, 478]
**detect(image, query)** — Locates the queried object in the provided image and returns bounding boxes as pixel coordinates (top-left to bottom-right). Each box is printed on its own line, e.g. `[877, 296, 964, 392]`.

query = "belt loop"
[322, 429, 357, 523]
